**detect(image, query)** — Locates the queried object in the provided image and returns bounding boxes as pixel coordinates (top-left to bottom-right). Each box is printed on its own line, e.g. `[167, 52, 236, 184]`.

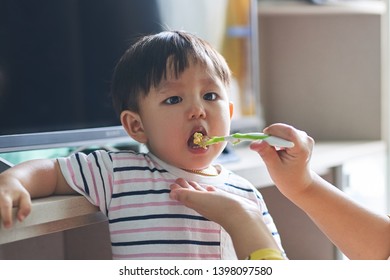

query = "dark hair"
[111, 30, 231, 115]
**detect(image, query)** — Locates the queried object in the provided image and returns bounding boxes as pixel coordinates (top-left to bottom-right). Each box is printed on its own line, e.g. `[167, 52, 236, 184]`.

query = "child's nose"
[188, 103, 206, 119]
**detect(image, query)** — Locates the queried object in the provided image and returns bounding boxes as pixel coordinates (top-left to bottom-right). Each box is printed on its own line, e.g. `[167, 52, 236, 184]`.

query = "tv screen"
[0, 0, 262, 153]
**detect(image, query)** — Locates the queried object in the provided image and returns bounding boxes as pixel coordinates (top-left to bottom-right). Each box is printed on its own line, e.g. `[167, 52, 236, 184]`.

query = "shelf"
[258, 0, 386, 16]
[224, 141, 386, 188]
[0, 196, 102, 245]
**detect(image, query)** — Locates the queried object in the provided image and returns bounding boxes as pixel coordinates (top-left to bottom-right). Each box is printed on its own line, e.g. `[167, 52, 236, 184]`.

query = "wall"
[259, 11, 383, 141]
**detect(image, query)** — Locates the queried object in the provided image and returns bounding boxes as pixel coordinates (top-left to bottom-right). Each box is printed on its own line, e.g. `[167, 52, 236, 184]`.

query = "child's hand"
[250, 123, 315, 199]
[169, 178, 260, 232]
[0, 159, 73, 229]
[0, 175, 31, 228]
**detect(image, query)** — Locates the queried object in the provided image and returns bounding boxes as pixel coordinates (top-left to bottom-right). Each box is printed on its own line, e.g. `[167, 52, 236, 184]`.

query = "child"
[171, 123, 390, 260]
[0, 30, 284, 260]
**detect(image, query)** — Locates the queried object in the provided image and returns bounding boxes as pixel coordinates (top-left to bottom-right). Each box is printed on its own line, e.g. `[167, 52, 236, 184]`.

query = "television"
[0, 0, 262, 154]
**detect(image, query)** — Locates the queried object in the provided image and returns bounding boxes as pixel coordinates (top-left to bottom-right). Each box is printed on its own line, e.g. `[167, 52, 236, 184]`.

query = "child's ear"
[120, 110, 147, 143]
[229, 102, 234, 119]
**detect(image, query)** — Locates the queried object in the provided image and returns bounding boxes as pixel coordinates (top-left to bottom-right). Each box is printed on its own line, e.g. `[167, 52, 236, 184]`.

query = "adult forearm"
[287, 173, 390, 259]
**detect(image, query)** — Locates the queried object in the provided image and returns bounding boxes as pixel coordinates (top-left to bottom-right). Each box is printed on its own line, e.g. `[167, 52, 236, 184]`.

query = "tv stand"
[0, 157, 13, 173]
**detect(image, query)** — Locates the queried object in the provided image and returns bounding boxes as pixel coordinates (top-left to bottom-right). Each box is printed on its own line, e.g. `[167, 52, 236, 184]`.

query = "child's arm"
[0, 159, 75, 228]
[250, 123, 390, 259]
[169, 178, 283, 260]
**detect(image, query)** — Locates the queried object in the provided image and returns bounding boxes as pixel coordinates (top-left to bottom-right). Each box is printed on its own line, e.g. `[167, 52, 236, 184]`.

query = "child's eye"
[164, 96, 183, 105]
[203, 92, 218, 101]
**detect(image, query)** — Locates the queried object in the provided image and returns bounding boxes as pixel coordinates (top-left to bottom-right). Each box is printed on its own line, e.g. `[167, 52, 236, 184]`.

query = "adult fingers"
[250, 141, 282, 170]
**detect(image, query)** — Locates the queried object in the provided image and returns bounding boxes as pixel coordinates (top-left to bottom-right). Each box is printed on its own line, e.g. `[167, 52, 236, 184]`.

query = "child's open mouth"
[188, 130, 208, 149]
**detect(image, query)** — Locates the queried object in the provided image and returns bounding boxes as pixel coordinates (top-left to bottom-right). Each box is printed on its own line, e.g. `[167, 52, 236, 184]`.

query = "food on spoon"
[193, 132, 208, 148]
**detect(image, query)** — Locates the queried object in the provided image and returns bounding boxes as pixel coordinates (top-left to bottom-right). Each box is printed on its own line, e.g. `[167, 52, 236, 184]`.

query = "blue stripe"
[113, 166, 168, 173]
[75, 153, 89, 195]
[108, 152, 113, 162]
[92, 151, 108, 215]
[224, 182, 254, 193]
[112, 240, 220, 247]
[112, 189, 170, 198]
[109, 214, 208, 224]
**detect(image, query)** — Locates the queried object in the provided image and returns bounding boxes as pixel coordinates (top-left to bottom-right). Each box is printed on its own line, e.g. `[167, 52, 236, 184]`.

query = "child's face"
[125, 62, 232, 170]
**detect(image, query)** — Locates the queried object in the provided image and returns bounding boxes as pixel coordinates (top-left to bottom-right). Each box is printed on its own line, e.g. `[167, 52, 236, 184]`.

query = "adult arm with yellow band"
[250, 123, 390, 260]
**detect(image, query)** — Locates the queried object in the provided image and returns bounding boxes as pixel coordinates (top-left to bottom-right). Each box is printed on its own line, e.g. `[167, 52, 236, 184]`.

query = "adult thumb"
[250, 141, 282, 170]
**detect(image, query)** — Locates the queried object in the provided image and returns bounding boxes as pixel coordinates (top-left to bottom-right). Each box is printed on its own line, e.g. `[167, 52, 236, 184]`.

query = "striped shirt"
[58, 150, 283, 259]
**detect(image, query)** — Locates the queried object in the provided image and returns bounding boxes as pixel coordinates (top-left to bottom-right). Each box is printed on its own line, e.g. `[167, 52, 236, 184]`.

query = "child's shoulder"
[106, 150, 162, 168]
[103, 149, 150, 164]
[106, 149, 145, 158]
[61, 149, 148, 166]
[219, 165, 259, 193]
[220, 164, 252, 183]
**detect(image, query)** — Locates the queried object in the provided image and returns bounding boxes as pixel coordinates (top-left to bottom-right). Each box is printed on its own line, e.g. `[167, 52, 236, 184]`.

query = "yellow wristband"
[247, 248, 284, 260]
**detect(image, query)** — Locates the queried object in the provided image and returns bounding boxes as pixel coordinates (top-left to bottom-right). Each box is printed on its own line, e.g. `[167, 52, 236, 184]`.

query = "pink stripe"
[112, 252, 220, 259]
[88, 160, 100, 206]
[114, 178, 175, 185]
[110, 226, 220, 235]
[66, 159, 80, 191]
[111, 155, 147, 161]
[108, 172, 113, 196]
[110, 201, 181, 211]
